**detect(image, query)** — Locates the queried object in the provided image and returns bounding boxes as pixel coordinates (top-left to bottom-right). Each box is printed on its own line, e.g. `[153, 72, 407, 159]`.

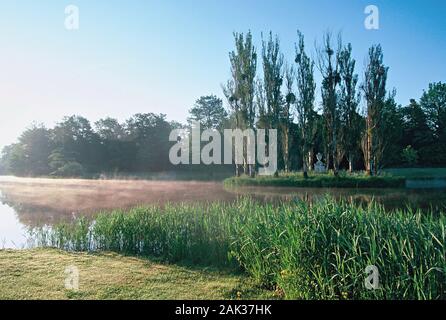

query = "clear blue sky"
[0, 0, 445, 149]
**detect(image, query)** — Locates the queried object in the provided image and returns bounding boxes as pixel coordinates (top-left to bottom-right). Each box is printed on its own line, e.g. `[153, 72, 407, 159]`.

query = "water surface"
[1, 176, 445, 248]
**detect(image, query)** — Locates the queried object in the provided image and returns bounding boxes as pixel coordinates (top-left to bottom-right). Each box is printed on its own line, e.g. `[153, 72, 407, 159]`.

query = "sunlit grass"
[0, 249, 272, 300]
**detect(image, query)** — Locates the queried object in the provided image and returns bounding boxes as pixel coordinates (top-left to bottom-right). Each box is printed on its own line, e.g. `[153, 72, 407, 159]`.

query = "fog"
[0, 177, 235, 218]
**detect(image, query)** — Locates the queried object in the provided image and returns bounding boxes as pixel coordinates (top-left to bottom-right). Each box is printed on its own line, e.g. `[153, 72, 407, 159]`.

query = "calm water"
[1, 176, 445, 249]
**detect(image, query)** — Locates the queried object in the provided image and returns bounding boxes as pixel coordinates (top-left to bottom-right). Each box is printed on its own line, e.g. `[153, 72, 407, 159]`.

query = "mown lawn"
[0, 249, 273, 300]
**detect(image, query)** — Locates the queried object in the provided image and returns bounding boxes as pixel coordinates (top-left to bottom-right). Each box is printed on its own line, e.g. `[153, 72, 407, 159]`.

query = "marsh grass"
[32, 198, 446, 299]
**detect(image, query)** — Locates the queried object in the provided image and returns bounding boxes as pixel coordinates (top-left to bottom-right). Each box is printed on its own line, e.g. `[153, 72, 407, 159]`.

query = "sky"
[0, 0, 445, 149]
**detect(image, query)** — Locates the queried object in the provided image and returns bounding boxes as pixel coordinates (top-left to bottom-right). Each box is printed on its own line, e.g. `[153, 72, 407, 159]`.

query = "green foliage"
[188, 95, 228, 130]
[230, 199, 445, 299]
[420, 82, 446, 165]
[226, 31, 257, 129]
[401, 146, 419, 167]
[338, 43, 361, 170]
[295, 30, 316, 173]
[362, 44, 389, 174]
[1, 125, 53, 176]
[1, 113, 179, 177]
[318, 32, 341, 173]
[2, 31, 446, 177]
[33, 198, 446, 299]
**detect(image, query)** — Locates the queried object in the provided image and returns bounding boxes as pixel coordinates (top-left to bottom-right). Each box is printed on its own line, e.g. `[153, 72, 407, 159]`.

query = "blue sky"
[0, 0, 445, 149]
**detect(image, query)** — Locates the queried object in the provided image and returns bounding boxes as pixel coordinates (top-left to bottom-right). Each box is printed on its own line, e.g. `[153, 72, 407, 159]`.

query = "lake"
[1, 176, 445, 248]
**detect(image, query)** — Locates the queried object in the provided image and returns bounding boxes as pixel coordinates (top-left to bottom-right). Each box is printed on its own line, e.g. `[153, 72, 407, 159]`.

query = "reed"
[32, 198, 446, 299]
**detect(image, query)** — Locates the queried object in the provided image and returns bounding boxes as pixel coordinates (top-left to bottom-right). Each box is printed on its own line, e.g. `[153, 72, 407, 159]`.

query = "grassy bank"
[0, 249, 271, 300]
[224, 172, 405, 188]
[32, 199, 446, 299]
[383, 167, 446, 179]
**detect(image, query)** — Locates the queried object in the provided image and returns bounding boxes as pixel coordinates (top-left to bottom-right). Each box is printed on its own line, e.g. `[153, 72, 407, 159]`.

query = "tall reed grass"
[32, 198, 445, 299]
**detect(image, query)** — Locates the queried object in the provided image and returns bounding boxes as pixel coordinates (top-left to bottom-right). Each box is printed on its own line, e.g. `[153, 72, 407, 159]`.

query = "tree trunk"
[303, 153, 308, 179]
[235, 164, 241, 177]
[325, 151, 331, 171]
[332, 149, 338, 176]
[284, 126, 289, 173]
[366, 116, 373, 176]
[249, 164, 255, 178]
[308, 149, 314, 171]
[243, 159, 248, 175]
[373, 156, 378, 176]
[332, 130, 338, 176]
[348, 153, 354, 173]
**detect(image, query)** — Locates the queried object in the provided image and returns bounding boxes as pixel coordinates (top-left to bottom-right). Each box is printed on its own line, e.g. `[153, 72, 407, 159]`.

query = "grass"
[30, 198, 446, 300]
[224, 171, 406, 188]
[383, 167, 446, 179]
[224, 168, 446, 189]
[0, 249, 273, 300]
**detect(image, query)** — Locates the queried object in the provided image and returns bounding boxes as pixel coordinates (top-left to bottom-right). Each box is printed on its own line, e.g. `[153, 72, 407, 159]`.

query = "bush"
[402, 145, 419, 166]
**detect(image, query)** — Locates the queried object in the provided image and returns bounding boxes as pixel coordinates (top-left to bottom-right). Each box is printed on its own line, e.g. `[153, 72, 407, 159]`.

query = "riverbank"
[0, 249, 272, 300]
[224, 168, 446, 189]
[30, 199, 446, 299]
[224, 173, 405, 188]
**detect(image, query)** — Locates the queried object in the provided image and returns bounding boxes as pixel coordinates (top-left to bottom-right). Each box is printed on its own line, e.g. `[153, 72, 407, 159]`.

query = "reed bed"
[32, 198, 446, 299]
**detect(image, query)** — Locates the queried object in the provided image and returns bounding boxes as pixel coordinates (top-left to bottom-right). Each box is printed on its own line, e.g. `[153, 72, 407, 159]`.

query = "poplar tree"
[282, 63, 295, 172]
[317, 32, 341, 175]
[223, 31, 257, 176]
[362, 44, 388, 175]
[295, 31, 316, 178]
[261, 32, 284, 175]
[338, 43, 361, 172]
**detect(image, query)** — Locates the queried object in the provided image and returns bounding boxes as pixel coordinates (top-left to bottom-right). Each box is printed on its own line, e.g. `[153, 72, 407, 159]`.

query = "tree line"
[221, 30, 446, 176]
[0, 114, 182, 176]
[1, 30, 445, 177]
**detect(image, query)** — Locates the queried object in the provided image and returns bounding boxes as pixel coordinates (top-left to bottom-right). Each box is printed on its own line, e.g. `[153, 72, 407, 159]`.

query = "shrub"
[402, 145, 419, 166]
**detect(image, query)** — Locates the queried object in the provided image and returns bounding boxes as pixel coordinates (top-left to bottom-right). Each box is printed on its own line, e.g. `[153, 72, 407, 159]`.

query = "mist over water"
[0, 176, 445, 249]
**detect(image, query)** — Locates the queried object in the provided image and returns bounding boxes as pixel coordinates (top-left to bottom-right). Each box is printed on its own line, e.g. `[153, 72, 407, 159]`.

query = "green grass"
[224, 171, 406, 188]
[31, 198, 446, 300]
[0, 249, 273, 300]
[383, 167, 446, 179]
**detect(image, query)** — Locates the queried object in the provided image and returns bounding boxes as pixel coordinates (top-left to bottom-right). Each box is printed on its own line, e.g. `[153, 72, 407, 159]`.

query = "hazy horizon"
[1, 0, 445, 150]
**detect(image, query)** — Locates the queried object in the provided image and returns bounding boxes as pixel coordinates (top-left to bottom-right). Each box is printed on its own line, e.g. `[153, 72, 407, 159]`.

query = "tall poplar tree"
[295, 31, 316, 178]
[362, 44, 388, 175]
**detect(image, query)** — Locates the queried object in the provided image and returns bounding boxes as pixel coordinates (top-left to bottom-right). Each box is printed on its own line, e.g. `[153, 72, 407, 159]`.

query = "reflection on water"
[0, 176, 445, 248]
[0, 197, 30, 248]
[229, 186, 446, 212]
